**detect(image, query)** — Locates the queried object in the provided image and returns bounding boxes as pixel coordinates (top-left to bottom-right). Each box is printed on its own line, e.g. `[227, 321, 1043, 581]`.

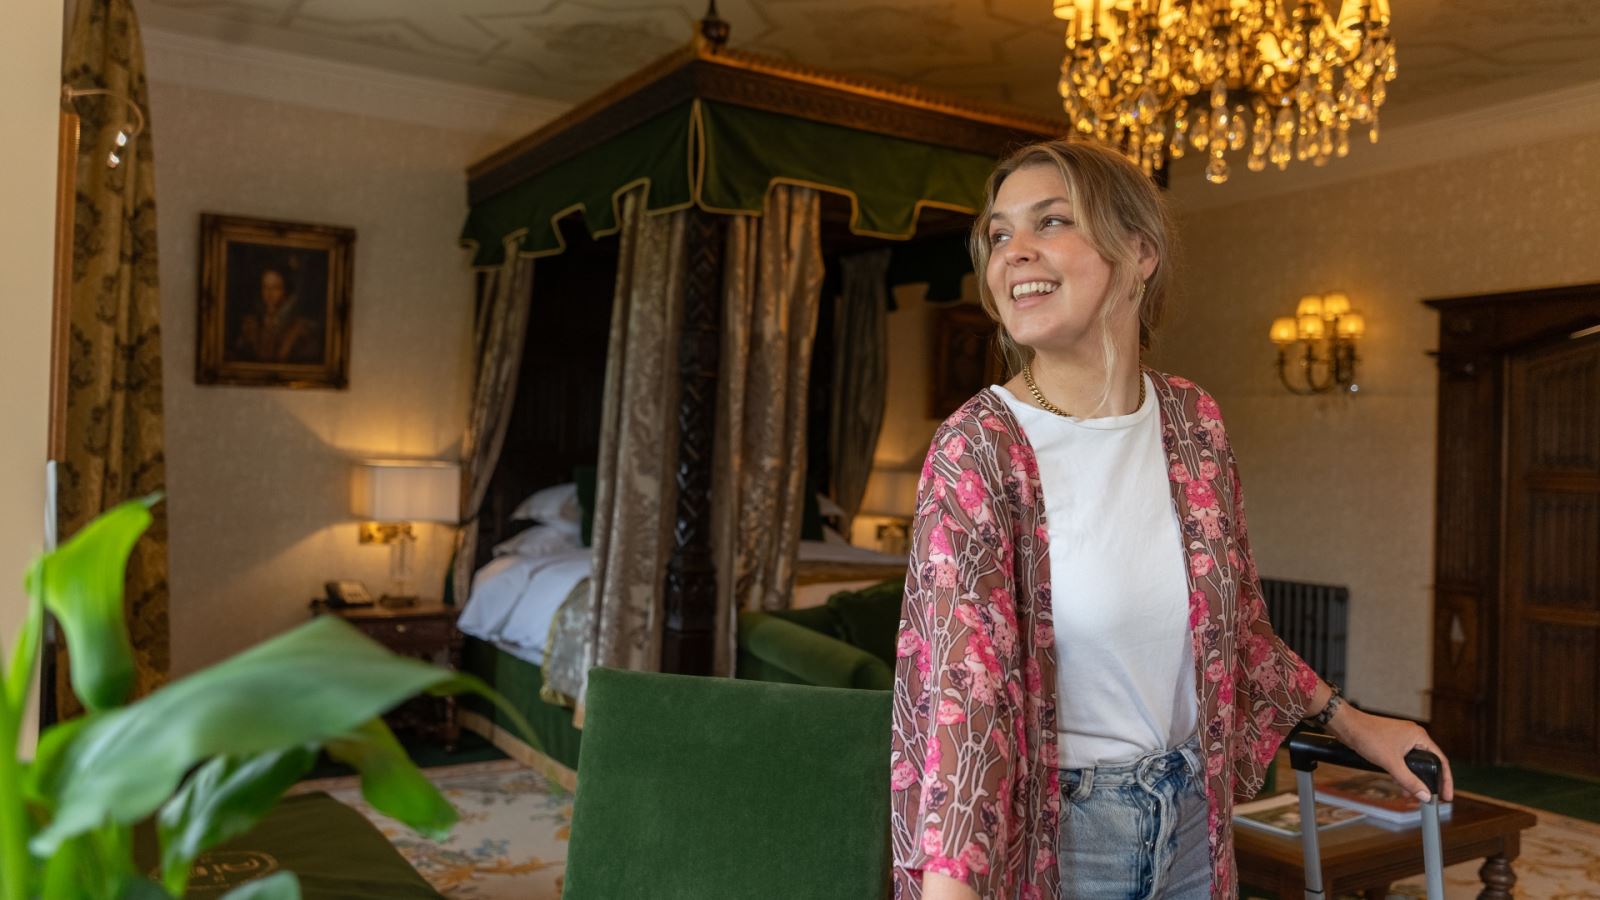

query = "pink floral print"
[890, 370, 1318, 900]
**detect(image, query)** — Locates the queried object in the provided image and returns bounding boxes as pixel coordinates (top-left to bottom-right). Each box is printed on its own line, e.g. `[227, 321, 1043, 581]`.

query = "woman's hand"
[922, 872, 980, 900]
[1327, 704, 1454, 803]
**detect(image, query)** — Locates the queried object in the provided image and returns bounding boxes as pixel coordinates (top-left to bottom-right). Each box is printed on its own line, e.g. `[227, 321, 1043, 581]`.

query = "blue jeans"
[1058, 736, 1210, 899]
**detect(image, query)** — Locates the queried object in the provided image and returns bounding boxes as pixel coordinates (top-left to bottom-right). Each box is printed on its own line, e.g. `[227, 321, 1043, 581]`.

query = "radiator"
[1260, 578, 1348, 689]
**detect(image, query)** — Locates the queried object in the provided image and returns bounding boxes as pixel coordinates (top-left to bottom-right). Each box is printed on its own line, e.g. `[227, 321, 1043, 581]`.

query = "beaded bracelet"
[1307, 682, 1345, 728]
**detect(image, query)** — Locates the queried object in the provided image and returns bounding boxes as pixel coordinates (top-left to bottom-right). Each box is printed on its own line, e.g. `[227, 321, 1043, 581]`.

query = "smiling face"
[984, 163, 1124, 358]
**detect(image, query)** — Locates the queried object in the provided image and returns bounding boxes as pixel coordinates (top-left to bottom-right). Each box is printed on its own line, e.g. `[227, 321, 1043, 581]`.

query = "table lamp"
[351, 460, 460, 605]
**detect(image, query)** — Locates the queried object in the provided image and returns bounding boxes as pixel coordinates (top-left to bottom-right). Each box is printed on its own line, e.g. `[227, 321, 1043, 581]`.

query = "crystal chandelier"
[1053, 0, 1396, 183]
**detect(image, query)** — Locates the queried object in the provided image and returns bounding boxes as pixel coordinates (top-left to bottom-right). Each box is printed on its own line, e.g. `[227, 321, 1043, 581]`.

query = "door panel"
[1502, 334, 1600, 776]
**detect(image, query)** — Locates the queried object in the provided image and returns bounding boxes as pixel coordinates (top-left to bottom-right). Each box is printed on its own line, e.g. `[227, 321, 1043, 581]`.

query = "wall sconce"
[858, 466, 921, 557]
[62, 85, 145, 169]
[351, 460, 460, 604]
[1269, 292, 1365, 394]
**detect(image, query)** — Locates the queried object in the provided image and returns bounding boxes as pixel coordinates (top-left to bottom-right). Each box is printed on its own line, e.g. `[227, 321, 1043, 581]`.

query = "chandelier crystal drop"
[1053, 0, 1396, 184]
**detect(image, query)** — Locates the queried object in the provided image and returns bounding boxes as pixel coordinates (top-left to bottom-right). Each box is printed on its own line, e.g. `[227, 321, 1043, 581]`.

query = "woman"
[888, 140, 1452, 900]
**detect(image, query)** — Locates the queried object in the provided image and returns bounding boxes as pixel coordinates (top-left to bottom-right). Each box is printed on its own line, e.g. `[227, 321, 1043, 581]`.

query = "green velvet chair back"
[563, 668, 892, 899]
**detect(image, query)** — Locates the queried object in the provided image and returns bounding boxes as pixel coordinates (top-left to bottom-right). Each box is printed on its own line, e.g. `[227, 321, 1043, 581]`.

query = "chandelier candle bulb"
[1056, 0, 1395, 179]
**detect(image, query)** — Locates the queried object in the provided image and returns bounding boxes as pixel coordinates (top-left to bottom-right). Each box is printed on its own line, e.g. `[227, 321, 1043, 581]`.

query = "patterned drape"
[452, 258, 535, 605]
[829, 249, 891, 533]
[56, 0, 169, 717]
[713, 186, 824, 673]
[545, 189, 687, 703]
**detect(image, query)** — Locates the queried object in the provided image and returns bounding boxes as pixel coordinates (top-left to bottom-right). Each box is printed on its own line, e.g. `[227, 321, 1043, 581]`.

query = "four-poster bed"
[452, 12, 1064, 771]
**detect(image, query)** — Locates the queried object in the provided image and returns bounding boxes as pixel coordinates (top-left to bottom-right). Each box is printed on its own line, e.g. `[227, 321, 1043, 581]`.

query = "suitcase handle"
[1287, 729, 1443, 797]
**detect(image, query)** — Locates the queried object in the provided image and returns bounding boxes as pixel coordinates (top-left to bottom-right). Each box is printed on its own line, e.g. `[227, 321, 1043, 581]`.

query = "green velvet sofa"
[736, 578, 904, 691]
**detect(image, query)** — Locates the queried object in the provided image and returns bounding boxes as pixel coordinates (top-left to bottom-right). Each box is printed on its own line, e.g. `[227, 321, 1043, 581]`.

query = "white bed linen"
[457, 548, 593, 665]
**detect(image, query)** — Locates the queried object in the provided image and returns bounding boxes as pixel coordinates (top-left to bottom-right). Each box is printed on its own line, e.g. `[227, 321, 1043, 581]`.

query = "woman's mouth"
[1010, 281, 1059, 307]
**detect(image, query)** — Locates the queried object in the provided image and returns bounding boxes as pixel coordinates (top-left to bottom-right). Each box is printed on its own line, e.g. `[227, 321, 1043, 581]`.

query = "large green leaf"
[30, 616, 477, 853]
[218, 871, 300, 900]
[325, 719, 456, 840]
[156, 747, 317, 896]
[26, 496, 157, 711]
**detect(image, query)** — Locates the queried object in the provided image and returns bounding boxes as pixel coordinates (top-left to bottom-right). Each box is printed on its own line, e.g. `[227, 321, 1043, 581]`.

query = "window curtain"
[544, 188, 687, 704]
[713, 186, 824, 674]
[829, 249, 891, 533]
[451, 258, 535, 604]
[55, 0, 169, 718]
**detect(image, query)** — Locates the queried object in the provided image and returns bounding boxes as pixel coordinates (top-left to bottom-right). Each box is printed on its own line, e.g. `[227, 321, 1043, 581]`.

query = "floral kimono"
[889, 369, 1319, 899]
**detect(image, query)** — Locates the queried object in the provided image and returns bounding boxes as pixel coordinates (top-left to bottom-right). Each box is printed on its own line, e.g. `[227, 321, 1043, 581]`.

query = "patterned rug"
[295, 764, 1598, 899]
[1386, 796, 1600, 899]
[294, 760, 571, 899]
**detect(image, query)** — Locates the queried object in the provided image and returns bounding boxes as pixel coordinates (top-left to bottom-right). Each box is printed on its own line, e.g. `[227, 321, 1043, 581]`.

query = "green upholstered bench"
[736, 577, 904, 690]
[133, 791, 441, 898]
[563, 668, 893, 899]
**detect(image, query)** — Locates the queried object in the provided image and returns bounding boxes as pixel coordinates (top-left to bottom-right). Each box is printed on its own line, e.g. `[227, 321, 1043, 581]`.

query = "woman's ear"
[1137, 235, 1159, 281]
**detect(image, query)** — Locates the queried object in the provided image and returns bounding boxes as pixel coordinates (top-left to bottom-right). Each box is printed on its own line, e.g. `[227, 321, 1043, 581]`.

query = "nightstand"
[309, 598, 464, 752]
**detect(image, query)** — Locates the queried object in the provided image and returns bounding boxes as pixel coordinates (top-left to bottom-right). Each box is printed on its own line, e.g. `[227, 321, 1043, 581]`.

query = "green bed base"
[461, 637, 583, 772]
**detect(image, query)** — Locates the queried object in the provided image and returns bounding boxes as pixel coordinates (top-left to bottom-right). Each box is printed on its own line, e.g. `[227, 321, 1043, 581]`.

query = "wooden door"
[1501, 332, 1600, 775]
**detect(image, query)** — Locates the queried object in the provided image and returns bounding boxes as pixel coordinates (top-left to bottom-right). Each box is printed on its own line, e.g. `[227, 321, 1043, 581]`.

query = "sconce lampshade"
[1336, 312, 1366, 339]
[1297, 314, 1326, 341]
[1296, 294, 1324, 319]
[1269, 317, 1299, 345]
[352, 460, 461, 523]
[858, 467, 921, 519]
[1321, 292, 1351, 319]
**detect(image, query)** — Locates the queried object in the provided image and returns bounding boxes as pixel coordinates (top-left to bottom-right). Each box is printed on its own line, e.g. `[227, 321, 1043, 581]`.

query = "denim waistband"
[1061, 734, 1203, 796]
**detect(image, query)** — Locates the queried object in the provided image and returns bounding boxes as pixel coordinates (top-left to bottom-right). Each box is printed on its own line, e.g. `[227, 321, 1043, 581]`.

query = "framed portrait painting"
[928, 303, 1006, 418]
[196, 213, 354, 389]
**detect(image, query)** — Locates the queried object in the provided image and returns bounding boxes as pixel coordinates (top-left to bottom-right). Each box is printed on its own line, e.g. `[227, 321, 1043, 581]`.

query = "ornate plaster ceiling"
[137, 0, 1600, 124]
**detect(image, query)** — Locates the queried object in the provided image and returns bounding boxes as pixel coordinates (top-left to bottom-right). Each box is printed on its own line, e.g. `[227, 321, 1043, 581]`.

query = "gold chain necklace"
[1021, 364, 1145, 418]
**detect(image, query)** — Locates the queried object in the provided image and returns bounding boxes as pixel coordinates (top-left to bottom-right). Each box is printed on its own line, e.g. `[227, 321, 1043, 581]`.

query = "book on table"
[1314, 771, 1453, 825]
[1233, 792, 1366, 837]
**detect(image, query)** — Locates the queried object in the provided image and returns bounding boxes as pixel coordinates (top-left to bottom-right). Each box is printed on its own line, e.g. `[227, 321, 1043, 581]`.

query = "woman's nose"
[1003, 235, 1035, 265]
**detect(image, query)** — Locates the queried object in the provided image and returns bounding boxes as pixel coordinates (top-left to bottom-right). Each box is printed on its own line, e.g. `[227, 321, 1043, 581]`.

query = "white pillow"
[511, 482, 580, 525]
[493, 524, 579, 559]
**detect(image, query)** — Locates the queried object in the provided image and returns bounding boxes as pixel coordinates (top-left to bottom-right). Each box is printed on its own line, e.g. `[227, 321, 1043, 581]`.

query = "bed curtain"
[549, 188, 688, 701]
[712, 185, 824, 674]
[829, 250, 891, 533]
[453, 257, 535, 605]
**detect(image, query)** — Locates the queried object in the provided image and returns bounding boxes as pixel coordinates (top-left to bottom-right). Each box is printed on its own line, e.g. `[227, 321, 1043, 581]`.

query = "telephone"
[324, 580, 375, 608]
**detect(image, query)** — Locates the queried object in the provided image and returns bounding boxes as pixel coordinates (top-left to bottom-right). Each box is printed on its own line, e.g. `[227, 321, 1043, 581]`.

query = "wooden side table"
[1236, 793, 1537, 899]
[309, 599, 464, 752]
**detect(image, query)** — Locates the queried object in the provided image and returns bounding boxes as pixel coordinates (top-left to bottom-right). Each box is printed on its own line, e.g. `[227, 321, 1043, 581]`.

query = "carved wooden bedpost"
[662, 209, 724, 675]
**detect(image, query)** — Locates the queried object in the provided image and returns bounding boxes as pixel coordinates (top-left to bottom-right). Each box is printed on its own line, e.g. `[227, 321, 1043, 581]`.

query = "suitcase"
[1286, 730, 1446, 900]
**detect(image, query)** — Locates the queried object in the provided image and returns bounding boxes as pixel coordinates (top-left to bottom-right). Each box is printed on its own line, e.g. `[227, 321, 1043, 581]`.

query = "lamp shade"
[1297, 314, 1326, 340]
[1337, 312, 1366, 339]
[1321, 292, 1351, 318]
[352, 460, 460, 523]
[858, 467, 921, 519]
[1295, 294, 1324, 319]
[1269, 317, 1298, 345]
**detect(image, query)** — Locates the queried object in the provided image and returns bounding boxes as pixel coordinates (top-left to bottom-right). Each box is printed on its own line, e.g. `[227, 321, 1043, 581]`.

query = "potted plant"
[0, 496, 533, 898]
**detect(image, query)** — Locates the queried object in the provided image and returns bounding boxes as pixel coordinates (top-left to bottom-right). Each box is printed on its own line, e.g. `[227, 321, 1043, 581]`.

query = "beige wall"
[149, 80, 514, 675]
[1153, 129, 1600, 718]
[0, 0, 65, 749]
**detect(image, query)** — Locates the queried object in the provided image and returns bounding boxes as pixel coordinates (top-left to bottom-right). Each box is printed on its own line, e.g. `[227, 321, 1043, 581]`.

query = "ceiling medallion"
[1053, 0, 1396, 183]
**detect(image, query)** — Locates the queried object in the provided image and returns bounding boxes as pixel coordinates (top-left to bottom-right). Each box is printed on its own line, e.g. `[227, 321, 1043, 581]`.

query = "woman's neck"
[1010, 348, 1144, 419]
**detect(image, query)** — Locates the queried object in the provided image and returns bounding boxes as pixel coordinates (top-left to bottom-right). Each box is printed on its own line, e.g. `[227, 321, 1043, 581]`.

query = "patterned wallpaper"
[136, 0, 1600, 122]
[1151, 128, 1600, 718]
[151, 80, 491, 675]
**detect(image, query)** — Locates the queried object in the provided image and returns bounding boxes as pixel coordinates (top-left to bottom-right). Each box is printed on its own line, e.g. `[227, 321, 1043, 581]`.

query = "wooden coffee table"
[1236, 793, 1537, 899]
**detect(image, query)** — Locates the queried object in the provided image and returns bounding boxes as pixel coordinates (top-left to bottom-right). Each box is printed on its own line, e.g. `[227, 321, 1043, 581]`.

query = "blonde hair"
[968, 139, 1176, 406]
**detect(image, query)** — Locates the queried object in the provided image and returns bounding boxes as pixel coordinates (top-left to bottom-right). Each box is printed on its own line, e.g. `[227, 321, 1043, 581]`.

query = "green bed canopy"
[460, 32, 1066, 268]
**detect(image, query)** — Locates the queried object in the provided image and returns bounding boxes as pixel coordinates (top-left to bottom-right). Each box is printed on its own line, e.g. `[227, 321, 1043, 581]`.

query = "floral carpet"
[1387, 796, 1600, 899]
[294, 764, 1597, 899]
[295, 760, 571, 899]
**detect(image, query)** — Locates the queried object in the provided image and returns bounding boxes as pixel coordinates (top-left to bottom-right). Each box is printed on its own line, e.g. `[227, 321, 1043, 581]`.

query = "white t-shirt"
[992, 377, 1198, 768]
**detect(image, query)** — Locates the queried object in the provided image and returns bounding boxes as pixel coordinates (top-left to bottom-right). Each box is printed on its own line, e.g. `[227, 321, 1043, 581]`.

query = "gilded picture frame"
[196, 213, 355, 389]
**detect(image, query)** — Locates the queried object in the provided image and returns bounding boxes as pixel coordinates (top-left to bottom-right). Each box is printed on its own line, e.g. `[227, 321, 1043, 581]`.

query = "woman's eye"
[1042, 215, 1071, 228]
[989, 232, 1009, 246]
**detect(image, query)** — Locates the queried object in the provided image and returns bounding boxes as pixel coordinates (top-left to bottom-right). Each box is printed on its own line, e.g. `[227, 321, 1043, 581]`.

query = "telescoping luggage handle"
[1287, 730, 1446, 900]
